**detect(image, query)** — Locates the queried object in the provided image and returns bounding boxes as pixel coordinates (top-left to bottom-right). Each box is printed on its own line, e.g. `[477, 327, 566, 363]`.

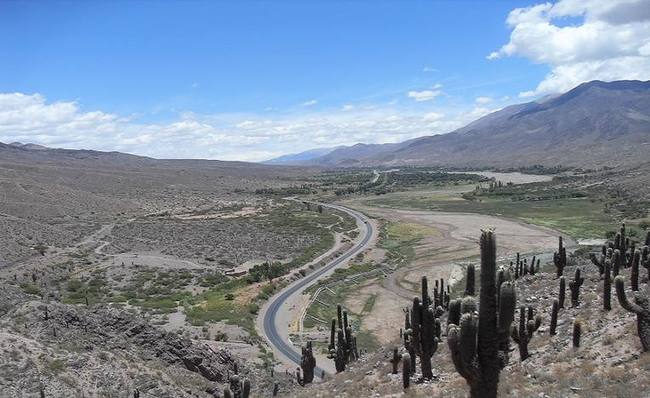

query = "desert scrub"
[380, 221, 435, 268]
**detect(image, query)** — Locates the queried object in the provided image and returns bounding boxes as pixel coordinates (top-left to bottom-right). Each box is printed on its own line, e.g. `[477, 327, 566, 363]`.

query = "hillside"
[302, 80, 650, 169]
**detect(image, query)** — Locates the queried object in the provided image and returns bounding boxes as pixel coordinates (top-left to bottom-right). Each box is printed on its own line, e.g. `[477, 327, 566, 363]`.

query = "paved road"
[261, 201, 374, 376]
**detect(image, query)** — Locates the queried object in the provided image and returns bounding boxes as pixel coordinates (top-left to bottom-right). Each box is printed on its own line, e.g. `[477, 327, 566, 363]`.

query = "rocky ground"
[290, 244, 650, 398]
[0, 283, 300, 398]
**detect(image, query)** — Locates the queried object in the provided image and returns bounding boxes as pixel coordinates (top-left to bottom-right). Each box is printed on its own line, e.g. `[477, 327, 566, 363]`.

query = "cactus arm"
[615, 276, 643, 314]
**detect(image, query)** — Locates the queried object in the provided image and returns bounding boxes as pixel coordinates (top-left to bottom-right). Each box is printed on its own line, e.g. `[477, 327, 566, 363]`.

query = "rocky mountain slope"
[291, 230, 650, 398]
[300, 80, 650, 169]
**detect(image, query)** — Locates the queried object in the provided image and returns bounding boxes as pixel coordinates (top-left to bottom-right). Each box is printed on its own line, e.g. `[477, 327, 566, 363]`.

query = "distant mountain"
[9, 142, 50, 150]
[303, 80, 650, 169]
[263, 146, 342, 165]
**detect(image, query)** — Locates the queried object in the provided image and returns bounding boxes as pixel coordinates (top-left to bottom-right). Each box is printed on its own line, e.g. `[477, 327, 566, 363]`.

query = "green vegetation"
[380, 221, 437, 267]
[365, 182, 630, 238]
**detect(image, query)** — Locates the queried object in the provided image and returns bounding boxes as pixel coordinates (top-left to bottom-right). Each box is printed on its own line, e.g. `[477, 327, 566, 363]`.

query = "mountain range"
[268, 80, 650, 169]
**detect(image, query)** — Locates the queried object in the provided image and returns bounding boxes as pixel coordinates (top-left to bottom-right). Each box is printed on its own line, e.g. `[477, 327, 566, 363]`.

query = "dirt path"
[337, 171, 574, 345]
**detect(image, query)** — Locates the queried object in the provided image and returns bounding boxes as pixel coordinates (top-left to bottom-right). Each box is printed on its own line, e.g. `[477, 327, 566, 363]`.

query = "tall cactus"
[553, 236, 567, 277]
[390, 347, 400, 374]
[447, 230, 516, 398]
[510, 306, 541, 361]
[402, 353, 411, 389]
[604, 258, 612, 311]
[631, 250, 640, 291]
[300, 341, 316, 384]
[550, 299, 559, 336]
[558, 277, 566, 309]
[573, 319, 581, 349]
[328, 304, 358, 372]
[465, 264, 476, 296]
[615, 276, 650, 351]
[569, 267, 584, 307]
[408, 277, 441, 380]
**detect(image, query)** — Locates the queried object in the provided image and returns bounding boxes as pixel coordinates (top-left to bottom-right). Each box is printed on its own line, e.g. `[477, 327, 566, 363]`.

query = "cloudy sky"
[1, 0, 649, 161]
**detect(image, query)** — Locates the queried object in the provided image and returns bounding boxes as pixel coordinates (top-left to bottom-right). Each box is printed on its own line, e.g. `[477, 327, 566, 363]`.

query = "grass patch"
[366, 191, 619, 239]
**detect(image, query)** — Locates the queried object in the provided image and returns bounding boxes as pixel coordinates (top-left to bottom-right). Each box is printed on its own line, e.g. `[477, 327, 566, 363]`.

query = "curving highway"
[261, 200, 374, 376]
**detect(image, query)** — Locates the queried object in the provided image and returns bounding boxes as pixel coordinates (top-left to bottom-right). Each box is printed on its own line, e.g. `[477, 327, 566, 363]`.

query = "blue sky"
[1, 0, 649, 161]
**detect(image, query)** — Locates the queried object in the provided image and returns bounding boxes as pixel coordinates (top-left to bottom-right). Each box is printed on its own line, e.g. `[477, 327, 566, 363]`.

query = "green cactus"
[447, 230, 516, 398]
[550, 299, 559, 336]
[402, 353, 411, 389]
[604, 257, 612, 311]
[569, 267, 584, 307]
[390, 347, 400, 374]
[615, 276, 650, 351]
[300, 341, 316, 384]
[553, 236, 567, 277]
[224, 387, 232, 398]
[558, 276, 566, 309]
[328, 304, 358, 372]
[465, 264, 475, 296]
[448, 299, 461, 328]
[273, 381, 279, 396]
[510, 306, 541, 361]
[573, 319, 581, 349]
[631, 250, 640, 291]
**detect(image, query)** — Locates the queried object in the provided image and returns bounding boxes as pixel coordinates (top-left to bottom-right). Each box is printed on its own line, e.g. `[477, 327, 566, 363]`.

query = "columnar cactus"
[631, 250, 640, 291]
[390, 347, 400, 374]
[604, 258, 612, 311]
[569, 267, 584, 307]
[465, 264, 476, 296]
[554, 237, 567, 277]
[558, 277, 566, 309]
[300, 341, 316, 384]
[573, 320, 581, 349]
[407, 277, 441, 380]
[448, 299, 461, 328]
[550, 299, 559, 336]
[328, 328, 346, 372]
[402, 353, 411, 389]
[328, 304, 358, 372]
[447, 230, 516, 398]
[510, 306, 541, 361]
[615, 276, 650, 351]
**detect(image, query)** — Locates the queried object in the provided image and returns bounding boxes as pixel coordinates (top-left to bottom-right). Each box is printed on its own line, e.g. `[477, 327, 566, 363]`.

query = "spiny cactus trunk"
[300, 341, 316, 384]
[615, 276, 650, 351]
[604, 259, 612, 311]
[550, 299, 558, 336]
[631, 251, 640, 292]
[391, 347, 399, 374]
[465, 264, 475, 296]
[402, 353, 411, 389]
[569, 268, 584, 307]
[558, 277, 566, 309]
[448, 231, 516, 398]
[573, 320, 581, 348]
[554, 237, 567, 278]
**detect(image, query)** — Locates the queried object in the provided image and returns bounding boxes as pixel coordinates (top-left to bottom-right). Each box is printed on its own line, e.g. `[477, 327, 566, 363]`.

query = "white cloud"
[301, 99, 318, 107]
[407, 88, 442, 102]
[342, 104, 355, 111]
[490, 0, 650, 97]
[475, 96, 493, 104]
[0, 92, 494, 162]
[423, 66, 438, 72]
